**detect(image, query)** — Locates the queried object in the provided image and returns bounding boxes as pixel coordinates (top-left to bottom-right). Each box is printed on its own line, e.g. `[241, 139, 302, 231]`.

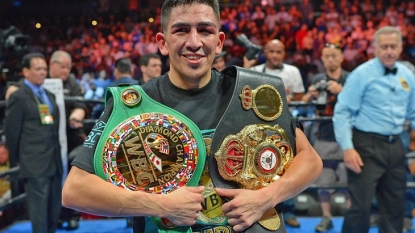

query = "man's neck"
[168, 70, 211, 90]
[142, 75, 150, 83]
[266, 62, 283, 70]
[326, 68, 342, 80]
[116, 74, 131, 80]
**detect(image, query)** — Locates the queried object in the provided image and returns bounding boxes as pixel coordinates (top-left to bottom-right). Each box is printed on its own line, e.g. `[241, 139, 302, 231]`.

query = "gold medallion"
[121, 88, 141, 107]
[215, 124, 292, 189]
[214, 124, 293, 231]
[239, 85, 283, 121]
[102, 113, 200, 194]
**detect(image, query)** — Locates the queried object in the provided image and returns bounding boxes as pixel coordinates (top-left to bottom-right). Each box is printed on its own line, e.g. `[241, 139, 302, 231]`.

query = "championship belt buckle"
[215, 124, 294, 231]
[95, 86, 206, 231]
[207, 66, 297, 232]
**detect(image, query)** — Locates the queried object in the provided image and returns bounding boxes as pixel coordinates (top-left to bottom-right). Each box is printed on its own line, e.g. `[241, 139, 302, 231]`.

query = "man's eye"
[174, 28, 188, 33]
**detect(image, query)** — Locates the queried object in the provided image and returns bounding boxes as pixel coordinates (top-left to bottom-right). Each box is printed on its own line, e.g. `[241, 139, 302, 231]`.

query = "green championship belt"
[93, 85, 206, 233]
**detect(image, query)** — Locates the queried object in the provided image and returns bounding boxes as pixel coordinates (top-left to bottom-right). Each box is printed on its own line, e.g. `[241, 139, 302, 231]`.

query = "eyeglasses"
[324, 43, 342, 51]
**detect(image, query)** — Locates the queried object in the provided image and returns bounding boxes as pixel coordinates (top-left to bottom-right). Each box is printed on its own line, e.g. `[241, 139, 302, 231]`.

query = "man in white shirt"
[244, 39, 305, 101]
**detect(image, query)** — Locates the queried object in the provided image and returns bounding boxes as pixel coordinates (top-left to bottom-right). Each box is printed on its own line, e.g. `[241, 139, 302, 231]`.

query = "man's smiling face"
[156, 3, 225, 89]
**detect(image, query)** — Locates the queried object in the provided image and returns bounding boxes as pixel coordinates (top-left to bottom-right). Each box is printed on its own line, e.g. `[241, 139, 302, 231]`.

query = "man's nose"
[186, 30, 203, 49]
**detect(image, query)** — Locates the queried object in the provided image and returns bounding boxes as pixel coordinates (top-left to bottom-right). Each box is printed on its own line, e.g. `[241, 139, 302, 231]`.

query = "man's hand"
[162, 186, 204, 226]
[307, 85, 319, 99]
[343, 148, 364, 173]
[243, 56, 258, 69]
[215, 188, 272, 232]
[69, 118, 83, 129]
[326, 80, 343, 95]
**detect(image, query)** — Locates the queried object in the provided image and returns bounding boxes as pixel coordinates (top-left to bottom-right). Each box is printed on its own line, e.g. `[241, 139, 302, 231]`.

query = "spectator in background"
[302, 43, 350, 232]
[333, 26, 415, 233]
[251, 5, 265, 26]
[91, 57, 139, 120]
[48, 50, 86, 230]
[264, 7, 278, 31]
[138, 53, 162, 84]
[5, 52, 62, 233]
[244, 39, 305, 102]
[108, 57, 139, 87]
[298, 0, 314, 26]
[212, 51, 227, 71]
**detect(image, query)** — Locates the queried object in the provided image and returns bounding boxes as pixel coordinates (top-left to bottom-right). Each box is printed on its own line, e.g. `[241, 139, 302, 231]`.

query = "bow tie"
[384, 67, 397, 75]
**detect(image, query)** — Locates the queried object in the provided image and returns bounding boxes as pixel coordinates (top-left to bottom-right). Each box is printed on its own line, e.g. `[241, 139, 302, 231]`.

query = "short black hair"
[114, 57, 132, 74]
[160, 0, 220, 33]
[139, 53, 161, 66]
[21, 52, 45, 69]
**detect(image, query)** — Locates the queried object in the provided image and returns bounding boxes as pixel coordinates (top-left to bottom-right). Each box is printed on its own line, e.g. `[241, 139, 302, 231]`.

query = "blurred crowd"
[0, 0, 414, 102]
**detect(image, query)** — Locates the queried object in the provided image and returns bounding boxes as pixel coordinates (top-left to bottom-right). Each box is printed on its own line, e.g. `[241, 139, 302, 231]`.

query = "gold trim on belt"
[215, 124, 293, 230]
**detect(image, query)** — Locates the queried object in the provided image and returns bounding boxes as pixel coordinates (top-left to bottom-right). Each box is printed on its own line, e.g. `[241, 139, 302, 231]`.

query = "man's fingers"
[215, 188, 242, 199]
[183, 186, 205, 193]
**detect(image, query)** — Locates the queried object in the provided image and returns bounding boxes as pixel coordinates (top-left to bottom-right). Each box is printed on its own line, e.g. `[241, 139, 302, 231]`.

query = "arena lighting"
[148, 17, 154, 23]
[12, 0, 22, 7]
[35, 23, 41, 29]
[92, 20, 98, 26]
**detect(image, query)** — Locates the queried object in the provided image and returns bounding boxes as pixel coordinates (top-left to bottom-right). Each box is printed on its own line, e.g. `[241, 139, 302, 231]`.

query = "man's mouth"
[184, 55, 203, 61]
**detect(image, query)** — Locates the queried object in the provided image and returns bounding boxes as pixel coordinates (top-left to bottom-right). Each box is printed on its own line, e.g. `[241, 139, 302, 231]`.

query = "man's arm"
[4, 93, 24, 166]
[292, 92, 305, 101]
[62, 166, 205, 226]
[333, 71, 365, 173]
[68, 77, 87, 128]
[216, 128, 322, 231]
[290, 67, 305, 101]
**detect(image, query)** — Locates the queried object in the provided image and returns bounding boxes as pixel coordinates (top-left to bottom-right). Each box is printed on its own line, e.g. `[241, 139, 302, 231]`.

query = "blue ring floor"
[2, 217, 414, 233]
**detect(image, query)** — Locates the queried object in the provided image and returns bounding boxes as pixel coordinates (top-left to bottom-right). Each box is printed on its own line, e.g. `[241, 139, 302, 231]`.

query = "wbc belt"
[93, 85, 206, 233]
[210, 66, 296, 233]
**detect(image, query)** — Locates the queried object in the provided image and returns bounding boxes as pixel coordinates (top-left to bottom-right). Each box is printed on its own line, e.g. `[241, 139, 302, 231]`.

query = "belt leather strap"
[94, 85, 206, 233]
[209, 66, 297, 233]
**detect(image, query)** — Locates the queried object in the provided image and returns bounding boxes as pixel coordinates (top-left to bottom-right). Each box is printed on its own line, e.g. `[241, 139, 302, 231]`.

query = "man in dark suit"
[4, 52, 62, 233]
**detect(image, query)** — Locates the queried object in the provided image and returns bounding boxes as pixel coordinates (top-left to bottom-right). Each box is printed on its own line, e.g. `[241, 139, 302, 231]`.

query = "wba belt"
[209, 66, 297, 233]
[93, 85, 206, 233]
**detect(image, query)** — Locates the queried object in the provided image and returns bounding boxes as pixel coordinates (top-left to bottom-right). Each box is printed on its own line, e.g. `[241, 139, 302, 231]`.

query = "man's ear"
[215, 32, 225, 55]
[156, 33, 169, 56]
[140, 65, 146, 73]
[22, 67, 29, 77]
